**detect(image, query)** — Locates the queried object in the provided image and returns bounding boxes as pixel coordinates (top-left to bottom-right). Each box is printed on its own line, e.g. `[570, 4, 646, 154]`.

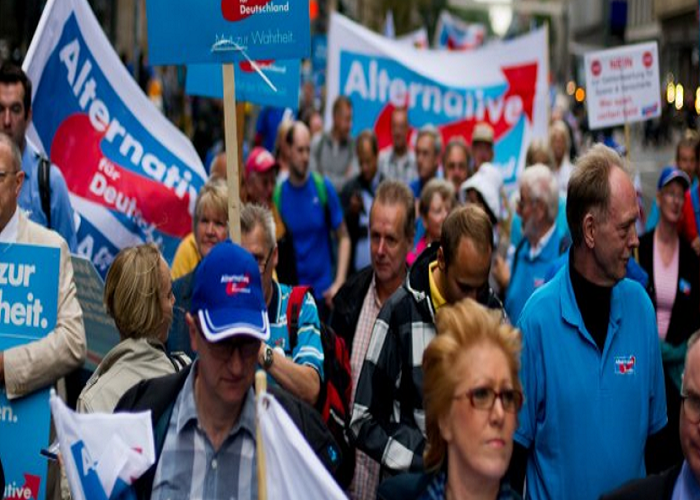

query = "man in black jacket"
[331, 180, 414, 499]
[339, 130, 385, 274]
[601, 329, 700, 500]
[116, 241, 340, 499]
[350, 205, 505, 478]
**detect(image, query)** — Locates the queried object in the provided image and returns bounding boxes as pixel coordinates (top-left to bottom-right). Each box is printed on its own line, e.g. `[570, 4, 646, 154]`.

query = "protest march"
[1, 0, 700, 499]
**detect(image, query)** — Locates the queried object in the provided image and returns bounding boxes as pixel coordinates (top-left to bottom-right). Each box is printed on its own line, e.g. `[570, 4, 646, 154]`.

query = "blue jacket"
[20, 141, 78, 251]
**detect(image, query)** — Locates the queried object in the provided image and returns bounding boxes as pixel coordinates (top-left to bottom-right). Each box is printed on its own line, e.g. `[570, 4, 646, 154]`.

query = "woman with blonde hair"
[378, 298, 523, 500]
[77, 243, 188, 413]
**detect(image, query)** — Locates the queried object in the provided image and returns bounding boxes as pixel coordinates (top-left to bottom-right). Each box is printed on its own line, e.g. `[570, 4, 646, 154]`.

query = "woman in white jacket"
[77, 243, 188, 413]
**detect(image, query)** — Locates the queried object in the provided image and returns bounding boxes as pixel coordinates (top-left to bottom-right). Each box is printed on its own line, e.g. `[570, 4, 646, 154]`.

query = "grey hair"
[520, 164, 559, 222]
[240, 203, 277, 251]
[417, 124, 443, 157]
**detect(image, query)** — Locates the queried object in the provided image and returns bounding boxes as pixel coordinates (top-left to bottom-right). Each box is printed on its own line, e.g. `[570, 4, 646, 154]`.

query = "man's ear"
[582, 212, 596, 249]
[14, 170, 25, 197]
[186, 312, 199, 354]
[272, 245, 279, 270]
[437, 246, 446, 271]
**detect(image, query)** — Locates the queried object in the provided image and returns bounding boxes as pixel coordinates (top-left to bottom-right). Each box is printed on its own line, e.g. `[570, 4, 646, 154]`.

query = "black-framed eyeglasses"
[454, 386, 524, 413]
[194, 316, 261, 361]
[255, 247, 274, 273]
[681, 391, 700, 424]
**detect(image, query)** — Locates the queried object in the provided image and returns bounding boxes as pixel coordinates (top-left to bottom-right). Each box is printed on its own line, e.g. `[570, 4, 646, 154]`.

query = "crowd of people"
[3, 57, 700, 500]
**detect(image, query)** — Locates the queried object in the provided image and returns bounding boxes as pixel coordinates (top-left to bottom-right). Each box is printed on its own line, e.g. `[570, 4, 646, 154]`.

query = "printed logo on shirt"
[679, 278, 692, 296]
[533, 277, 545, 288]
[615, 355, 636, 375]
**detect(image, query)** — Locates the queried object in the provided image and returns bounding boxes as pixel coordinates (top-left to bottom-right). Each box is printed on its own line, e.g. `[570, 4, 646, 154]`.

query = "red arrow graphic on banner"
[50, 114, 192, 238]
[373, 62, 538, 150]
[222, 0, 274, 22]
[23, 474, 41, 500]
[239, 60, 274, 73]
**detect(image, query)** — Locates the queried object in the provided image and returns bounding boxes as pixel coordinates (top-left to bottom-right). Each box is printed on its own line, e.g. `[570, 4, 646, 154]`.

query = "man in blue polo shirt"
[504, 164, 567, 322]
[511, 144, 667, 500]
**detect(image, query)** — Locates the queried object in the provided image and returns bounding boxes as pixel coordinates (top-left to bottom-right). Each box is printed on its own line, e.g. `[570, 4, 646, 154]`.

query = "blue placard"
[146, 0, 311, 65]
[0, 243, 60, 500]
[186, 60, 301, 110]
[311, 34, 327, 93]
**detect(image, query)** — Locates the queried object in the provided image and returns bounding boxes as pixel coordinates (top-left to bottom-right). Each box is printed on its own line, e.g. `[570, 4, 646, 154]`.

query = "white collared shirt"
[0, 208, 20, 243]
[529, 222, 556, 260]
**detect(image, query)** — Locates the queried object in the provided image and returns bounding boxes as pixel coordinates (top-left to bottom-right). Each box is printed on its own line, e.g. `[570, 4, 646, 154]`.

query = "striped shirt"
[653, 234, 679, 340]
[267, 281, 324, 381]
[350, 277, 382, 500]
[151, 361, 258, 500]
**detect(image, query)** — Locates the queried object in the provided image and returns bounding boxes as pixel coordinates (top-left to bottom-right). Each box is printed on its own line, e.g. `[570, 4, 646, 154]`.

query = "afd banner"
[434, 10, 486, 51]
[146, 0, 310, 65]
[23, 0, 207, 275]
[187, 59, 301, 110]
[50, 394, 155, 500]
[0, 243, 60, 500]
[326, 14, 548, 187]
[397, 28, 429, 49]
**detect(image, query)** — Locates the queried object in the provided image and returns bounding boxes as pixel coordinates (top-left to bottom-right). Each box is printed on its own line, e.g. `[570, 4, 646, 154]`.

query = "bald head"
[0, 132, 25, 231]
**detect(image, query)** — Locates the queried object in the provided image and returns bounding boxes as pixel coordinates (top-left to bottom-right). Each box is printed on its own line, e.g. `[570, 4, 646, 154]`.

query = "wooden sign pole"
[222, 63, 242, 243]
[255, 370, 268, 500]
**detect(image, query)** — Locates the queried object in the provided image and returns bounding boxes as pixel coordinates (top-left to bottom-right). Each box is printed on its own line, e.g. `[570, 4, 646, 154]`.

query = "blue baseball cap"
[191, 241, 270, 343]
[658, 166, 690, 191]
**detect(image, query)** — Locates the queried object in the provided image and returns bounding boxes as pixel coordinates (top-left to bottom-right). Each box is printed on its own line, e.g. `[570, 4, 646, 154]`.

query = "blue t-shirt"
[266, 281, 324, 381]
[20, 141, 78, 252]
[515, 262, 667, 500]
[409, 178, 424, 200]
[277, 174, 344, 300]
[504, 230, 563, 323]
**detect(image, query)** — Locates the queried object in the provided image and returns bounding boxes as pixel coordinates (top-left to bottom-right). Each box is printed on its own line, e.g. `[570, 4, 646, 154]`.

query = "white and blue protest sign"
[145, 0, 310, 65]
[326, 14, 548, 189]
[186, 59, 301, 110]
[0, 243, 60, 500]
[23, 0, 207, 276]
[50, 394, 155, 500]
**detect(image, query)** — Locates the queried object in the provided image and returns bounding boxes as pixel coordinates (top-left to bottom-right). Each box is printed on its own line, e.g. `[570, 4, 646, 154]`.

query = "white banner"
[584, 42, 661, 130]
[257, 393, 346, 500]
[23, 0, 207, 275]
[326, 14, 549, 187]
[50, 393, 154, 500]
[397, 28, 429, 49]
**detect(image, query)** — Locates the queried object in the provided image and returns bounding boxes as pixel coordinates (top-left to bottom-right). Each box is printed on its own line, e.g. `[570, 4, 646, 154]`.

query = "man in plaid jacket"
[349, 205, 506, 476]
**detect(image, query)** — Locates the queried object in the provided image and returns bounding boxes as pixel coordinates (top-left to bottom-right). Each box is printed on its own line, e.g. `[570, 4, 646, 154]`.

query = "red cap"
[245, 147, 278, 175]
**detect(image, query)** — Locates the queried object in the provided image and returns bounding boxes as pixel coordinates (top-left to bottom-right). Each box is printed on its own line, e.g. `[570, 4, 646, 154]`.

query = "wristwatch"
[262, 345, 274, 370]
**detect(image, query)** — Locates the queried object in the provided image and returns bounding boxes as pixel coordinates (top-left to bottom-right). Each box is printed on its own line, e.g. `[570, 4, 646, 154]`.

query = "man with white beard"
[504, 164, 567, 321]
